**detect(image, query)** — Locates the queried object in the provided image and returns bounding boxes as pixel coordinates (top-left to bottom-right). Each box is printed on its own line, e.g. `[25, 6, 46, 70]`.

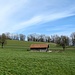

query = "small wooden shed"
[30, 44, 49, 52]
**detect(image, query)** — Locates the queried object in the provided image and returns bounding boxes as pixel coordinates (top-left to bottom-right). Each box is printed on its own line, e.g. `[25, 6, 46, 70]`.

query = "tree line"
[0, 32, 75, 49]
[0, 32, 26, 41]
[0, 33, 26, 48]
[27, 32, 75, 45]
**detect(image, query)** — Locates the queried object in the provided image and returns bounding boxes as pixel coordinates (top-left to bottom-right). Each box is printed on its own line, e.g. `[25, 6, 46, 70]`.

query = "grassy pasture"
[0, 40, 75, 75]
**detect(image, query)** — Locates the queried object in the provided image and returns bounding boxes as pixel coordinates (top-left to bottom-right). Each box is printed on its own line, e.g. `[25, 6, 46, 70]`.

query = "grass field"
[0, 40, 75, 75]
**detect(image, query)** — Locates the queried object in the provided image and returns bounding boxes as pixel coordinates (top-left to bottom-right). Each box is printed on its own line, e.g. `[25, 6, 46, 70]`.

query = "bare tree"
[27, 34, 38, 42]
[47, 36, 51, 42]
[27, 34, 50, 42]
[39, 35, 45, 42]
[5, 32, 11, 40]
[13, 34, 19, 40]
[19, 34, 25, 41]
[71, 32, 75, 46]
[45, 36, 51, 42]
[27, 34, 33, 41]
[50, 35, 55, 43]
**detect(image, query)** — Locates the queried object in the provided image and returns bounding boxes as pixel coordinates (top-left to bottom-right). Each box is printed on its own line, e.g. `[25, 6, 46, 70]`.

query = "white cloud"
[0, 0, 75, 34]
[10, 16, 42, 32]
[11, 10, 75, 32]
[0, 0, 28, 34]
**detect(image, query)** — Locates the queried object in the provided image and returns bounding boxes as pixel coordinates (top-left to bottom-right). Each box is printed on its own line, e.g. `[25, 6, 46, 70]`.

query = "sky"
[0, 0, 75, 36]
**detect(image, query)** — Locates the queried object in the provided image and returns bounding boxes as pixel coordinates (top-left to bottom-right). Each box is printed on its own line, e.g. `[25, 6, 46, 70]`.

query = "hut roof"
[30, 44, 49, 48]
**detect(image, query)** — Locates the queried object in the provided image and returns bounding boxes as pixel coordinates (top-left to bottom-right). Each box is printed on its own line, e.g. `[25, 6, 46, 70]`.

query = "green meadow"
[0, 40, 75, 75]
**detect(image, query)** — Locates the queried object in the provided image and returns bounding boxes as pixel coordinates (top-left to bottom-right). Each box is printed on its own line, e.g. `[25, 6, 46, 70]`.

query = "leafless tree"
[70, 32, 75, 46]
[19, 34, 25, 41]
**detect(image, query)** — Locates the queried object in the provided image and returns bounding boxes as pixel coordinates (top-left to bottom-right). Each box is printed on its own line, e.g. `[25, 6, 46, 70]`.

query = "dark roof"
[30, 44, 49, 48]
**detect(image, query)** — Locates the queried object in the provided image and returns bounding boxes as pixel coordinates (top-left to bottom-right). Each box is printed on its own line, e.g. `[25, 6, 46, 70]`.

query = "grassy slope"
[0, 40, 75, 75]
[4, 40, 56, 50]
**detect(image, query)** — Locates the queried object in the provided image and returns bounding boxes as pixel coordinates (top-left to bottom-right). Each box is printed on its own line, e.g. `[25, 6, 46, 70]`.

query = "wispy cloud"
[0, 0, 75, 35]
[0, 0, 27, 33]
[12, 10, 75, 32]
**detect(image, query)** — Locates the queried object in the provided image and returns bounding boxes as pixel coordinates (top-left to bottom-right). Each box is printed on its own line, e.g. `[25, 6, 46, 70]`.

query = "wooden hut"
[30, 44, 49, 52]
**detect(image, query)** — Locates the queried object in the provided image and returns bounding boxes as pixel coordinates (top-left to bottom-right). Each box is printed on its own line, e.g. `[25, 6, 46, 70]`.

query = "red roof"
[30, 44, 49, 48]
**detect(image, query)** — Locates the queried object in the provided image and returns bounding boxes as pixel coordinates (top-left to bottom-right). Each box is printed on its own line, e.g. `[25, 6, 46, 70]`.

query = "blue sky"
[0, 0, 75, 36]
